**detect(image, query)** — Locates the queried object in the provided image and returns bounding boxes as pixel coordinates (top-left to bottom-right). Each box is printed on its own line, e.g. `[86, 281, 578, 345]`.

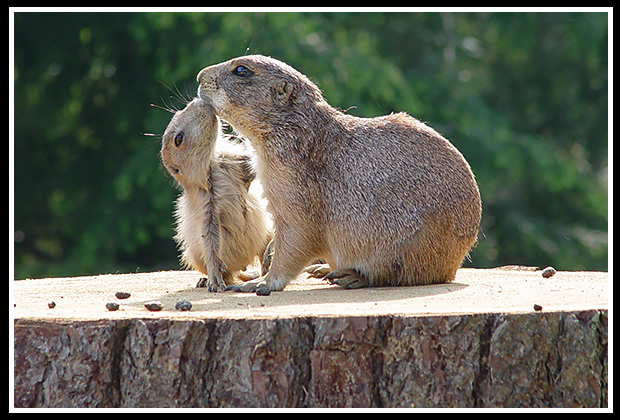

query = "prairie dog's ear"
[274, 80, 294, 102]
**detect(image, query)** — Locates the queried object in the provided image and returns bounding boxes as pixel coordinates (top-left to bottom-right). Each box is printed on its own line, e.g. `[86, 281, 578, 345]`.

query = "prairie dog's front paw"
[196, 264, 228, 292]
[207, 272, 227, 292]
[224, 274, 289, 295]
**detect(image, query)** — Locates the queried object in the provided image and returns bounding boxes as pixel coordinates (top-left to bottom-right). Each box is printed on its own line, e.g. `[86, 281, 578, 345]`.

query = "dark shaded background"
[12, 11, 608, 279]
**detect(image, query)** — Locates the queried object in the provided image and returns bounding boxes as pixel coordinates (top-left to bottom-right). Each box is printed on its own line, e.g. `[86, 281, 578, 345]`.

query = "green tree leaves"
[13, 11, 608, 278]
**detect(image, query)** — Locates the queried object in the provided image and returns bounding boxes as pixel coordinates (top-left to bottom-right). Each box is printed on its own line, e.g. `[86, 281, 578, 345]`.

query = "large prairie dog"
[197, 55, 481, 295]
[160, 97, 272, 292]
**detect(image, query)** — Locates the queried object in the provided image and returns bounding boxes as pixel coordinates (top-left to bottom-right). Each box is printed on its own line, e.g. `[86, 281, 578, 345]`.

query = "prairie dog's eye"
[232, 65, 253, 77]
[174, 132, 184, 147]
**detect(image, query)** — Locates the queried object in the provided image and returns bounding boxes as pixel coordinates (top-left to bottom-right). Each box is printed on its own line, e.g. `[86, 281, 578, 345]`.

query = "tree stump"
[12, 268, 608, 408]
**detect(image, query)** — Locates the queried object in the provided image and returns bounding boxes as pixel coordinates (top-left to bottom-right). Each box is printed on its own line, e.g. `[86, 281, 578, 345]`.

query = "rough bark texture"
[14, 310, 608, 408]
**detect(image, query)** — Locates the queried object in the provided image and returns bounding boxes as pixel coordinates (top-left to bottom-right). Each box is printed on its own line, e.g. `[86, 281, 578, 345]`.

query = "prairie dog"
[197, 55, 481, 295]
[160, 97, 272, 292]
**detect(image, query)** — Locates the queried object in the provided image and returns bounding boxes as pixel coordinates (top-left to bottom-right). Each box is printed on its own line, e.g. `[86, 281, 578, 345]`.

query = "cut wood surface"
[12, 267, 607, 319]
[13, 268, 609, 408]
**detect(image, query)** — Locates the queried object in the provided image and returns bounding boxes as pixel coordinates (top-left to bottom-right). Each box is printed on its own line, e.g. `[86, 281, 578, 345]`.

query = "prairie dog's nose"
[197, 68, 206, 83]
[197, 66, 218, 98]
[197, 66, 213, 84]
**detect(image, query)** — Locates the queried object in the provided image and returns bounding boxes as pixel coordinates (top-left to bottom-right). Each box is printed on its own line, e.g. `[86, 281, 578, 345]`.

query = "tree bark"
[14, 311, 607, 408]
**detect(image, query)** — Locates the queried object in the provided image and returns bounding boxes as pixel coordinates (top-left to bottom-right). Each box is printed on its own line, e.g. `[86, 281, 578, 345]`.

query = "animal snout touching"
[197, 67, 217, 94]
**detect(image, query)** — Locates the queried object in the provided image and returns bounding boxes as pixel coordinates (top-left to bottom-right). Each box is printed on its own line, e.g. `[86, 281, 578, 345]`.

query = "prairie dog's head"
[196, 55, 325, 141]
[161, 98, 219, 187]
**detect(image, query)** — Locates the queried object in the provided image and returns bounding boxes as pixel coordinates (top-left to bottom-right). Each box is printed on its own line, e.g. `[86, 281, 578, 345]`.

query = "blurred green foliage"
[12, 11, 608, 279]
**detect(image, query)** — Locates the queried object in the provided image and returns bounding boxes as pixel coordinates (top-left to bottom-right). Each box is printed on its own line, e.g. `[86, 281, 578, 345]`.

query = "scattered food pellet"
[106, 302, 120, 311]
[541, 266, 556, 278]
[144, 301, 163, 312]
[115, 291, 131, 299]
[533, 304, 543, 311]
[47, 301, 56, 309]
[175, 299, 192, 311]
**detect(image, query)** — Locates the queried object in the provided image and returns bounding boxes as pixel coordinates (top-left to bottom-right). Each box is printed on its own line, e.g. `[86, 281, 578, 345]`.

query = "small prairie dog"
[160, 97, 272, 292]
[197, 55, 482, 295]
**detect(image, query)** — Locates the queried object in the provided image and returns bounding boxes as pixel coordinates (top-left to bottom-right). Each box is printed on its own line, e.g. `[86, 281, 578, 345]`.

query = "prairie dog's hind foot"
[303, 264, 369, 289]
[323, 268, 369, 289]
[304, 264, 369, 289]
[303, 263, 332, 278]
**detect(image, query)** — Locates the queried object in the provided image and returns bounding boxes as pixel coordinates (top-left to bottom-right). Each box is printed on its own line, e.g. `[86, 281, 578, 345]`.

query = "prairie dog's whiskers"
[159, 80, 193, 107]
[150, 103, 176, 114]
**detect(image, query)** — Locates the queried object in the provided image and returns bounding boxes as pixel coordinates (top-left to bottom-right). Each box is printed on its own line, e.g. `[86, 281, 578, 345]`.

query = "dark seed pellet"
[144, 301, 163, 311]
[175, 300, 192, 311]
[106, 302, 120, 311]
[115, 291, 131, 299]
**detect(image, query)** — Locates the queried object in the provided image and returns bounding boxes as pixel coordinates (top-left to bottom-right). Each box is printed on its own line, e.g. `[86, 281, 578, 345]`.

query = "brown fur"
[161, 97, 272, 292]
[197, 55, 481, 293]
